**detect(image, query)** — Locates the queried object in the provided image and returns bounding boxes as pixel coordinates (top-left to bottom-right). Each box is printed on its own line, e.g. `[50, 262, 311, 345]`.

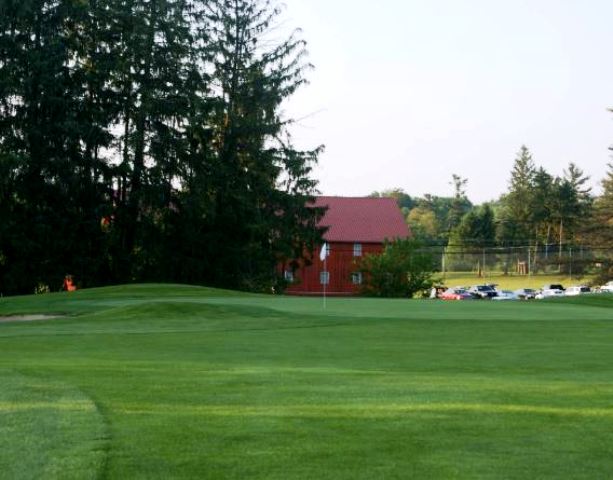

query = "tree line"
[376, 141, 613, 280]
[370, 183, 473, 244]
[0, 0, 324, 295]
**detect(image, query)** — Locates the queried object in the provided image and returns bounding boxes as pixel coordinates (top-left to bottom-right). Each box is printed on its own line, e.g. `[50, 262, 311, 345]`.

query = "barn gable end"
[285, 196, 411, 296]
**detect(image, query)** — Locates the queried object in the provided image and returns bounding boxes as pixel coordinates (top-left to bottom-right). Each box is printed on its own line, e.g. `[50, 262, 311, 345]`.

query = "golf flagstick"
[320, 243, 328, 310]
[324, 253, 327, 310]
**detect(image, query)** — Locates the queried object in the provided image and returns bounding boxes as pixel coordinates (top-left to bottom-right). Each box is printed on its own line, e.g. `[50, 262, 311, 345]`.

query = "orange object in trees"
[63, 275, 77, 292]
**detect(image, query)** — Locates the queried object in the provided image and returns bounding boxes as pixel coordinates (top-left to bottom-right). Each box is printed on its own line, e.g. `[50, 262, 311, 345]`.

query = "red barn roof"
[313, 196, 411, 243]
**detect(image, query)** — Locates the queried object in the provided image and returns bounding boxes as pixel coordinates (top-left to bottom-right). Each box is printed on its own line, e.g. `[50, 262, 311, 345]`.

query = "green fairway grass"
[1, 286, 613, 479]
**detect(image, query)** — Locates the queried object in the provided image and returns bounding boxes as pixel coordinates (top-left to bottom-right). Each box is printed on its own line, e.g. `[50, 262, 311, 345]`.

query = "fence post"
[528, 245, 531, 277]
[482, 248, 486, 278]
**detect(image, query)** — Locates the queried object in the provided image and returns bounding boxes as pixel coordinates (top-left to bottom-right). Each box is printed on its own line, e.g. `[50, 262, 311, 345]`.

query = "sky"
[279, 0, 613, 203]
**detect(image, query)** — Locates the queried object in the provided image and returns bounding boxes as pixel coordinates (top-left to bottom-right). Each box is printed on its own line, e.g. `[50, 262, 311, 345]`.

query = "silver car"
[492, 290, 518, 301]
[535, 289, 565, 299]
[514, 288, 537, 300]
[468, 285, 498, 299]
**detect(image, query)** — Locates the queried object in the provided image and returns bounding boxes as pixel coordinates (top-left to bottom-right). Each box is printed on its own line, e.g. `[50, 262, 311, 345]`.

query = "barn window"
[284, 270, 294, 282]
[320, 271, 330, 285]
[353, 243, 362, 257]
[351, 272, 362, 285]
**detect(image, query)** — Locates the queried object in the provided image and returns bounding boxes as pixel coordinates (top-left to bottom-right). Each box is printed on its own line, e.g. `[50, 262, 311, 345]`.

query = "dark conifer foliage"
[0, 0, 323, 294]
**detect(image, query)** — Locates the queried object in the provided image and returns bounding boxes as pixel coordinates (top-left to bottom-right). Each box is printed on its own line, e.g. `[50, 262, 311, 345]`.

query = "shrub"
[358, 239, 437, 298]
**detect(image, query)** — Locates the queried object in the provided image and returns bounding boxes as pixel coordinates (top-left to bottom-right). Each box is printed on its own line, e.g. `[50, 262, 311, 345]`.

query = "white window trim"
[353, 243, 362, 257]
[320, 271, 330, 285]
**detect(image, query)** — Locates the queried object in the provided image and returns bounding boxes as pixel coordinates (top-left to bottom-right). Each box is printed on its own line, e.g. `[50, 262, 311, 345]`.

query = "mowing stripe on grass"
[109, 402, 613, 419]
[0, 371, 109, 480]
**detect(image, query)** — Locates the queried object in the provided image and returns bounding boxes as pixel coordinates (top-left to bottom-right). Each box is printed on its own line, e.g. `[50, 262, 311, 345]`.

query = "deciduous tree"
[359, 239, 436, 298]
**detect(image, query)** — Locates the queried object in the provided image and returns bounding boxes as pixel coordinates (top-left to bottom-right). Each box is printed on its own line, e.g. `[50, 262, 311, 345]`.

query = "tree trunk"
[126, 0, 158, 254]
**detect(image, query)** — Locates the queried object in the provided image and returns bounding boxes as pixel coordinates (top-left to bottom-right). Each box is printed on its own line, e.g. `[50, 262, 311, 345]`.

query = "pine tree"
[447, 174, 469, 232]
[581, 112, 613, 281]
[531, 167, 554, 239]
[189, 0, 323, 290]
[0, 0, 113, 292]
[563, 162, 592, 228]
[503, 145, 536, 244]
[445, 205, 496, 273]
[0, 0, 324, 293]
[595, 163, 613, 233]
[584, 163, 613, 248]
[548, 163, 592, 254]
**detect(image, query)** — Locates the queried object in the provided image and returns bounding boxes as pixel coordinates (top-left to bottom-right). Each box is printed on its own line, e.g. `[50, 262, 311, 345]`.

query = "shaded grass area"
[0, 285, 612, 478]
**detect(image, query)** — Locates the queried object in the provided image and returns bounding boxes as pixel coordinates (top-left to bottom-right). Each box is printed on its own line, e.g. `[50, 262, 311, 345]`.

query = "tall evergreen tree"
[547, 163, 592, 256]
[593, 163, 613, 242]
[182, 0, 324, 290]
[582, 162, 613, 265]
[445, 204, 496, 273]
[447, 174, 469, 232]
[528, 166, 555, 265]
[501, 145, 536, 244]
[563, 162, 592, 228]
[0, 0, 324, 294]
[583, 112, 613, 280]
[530, 167, 554, 240]
[0, 0, 113, 291]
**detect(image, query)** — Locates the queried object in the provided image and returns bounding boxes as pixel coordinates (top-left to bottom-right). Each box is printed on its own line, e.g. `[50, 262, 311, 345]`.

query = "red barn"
[284, 196, 411, 296]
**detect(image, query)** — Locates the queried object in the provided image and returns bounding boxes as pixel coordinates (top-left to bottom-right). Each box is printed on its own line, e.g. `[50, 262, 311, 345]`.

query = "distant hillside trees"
[370, 189, 416, 215]
[0, 0, 323, 294]
[371, 185, 472, 244]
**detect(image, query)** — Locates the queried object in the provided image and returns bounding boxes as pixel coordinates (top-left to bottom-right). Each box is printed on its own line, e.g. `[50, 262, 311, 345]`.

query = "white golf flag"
[319, 243, 328, 261]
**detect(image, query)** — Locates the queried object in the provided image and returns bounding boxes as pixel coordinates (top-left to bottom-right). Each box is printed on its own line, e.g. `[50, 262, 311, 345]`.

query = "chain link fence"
[421, 244, 613, 280]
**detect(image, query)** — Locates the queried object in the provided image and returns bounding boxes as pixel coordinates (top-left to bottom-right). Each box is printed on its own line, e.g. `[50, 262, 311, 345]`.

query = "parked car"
[535, 289, 565, 300]
[542, 283, 565, 292]
[440, 287, 474, 301]
[468, 285, 498, 299]
[600, 281, 613, 293]
[492, 290, 518, 301]
[514, 288, 537, 300]
[565, 285, 591, 296]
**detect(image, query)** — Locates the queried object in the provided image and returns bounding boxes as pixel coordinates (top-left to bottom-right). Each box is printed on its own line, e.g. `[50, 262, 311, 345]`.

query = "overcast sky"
[280, 0, 613, 203]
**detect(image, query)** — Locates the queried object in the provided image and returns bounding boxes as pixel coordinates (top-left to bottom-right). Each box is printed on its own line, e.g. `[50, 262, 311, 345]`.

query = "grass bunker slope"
[1, 285, 613, 479]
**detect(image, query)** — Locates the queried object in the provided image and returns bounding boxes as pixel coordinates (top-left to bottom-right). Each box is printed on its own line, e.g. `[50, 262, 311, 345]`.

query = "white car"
[492, 290, 518, 301]
[535, 289, 565, 300]
[565, 286, 591, 296]
[601, 281, 613, 293]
